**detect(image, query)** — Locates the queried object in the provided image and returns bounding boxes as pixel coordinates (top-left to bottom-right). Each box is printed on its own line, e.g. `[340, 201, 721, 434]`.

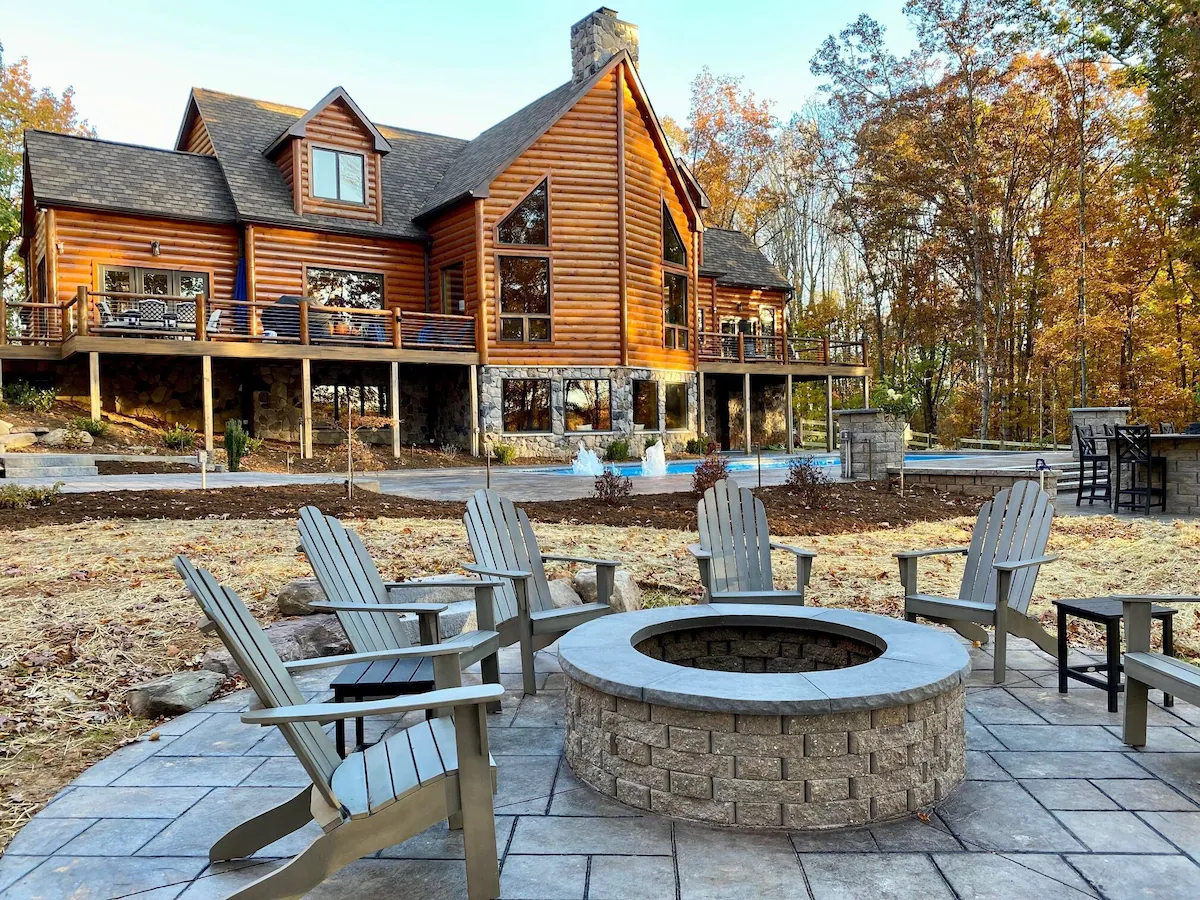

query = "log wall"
[182, 115, 215, 156]
[427, 198, 478, 317]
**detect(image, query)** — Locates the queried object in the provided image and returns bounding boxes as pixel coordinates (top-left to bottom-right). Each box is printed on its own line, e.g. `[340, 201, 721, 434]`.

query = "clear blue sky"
[3, 1, 914, 147]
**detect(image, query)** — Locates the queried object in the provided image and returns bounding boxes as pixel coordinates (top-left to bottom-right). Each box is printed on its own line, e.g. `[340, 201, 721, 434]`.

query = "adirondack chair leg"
[519, 629, 537, 696]
[480, 650, 502, 714]
[209, 785, 313, 862]
[922, 613, 989, 646]
[993, 602, 1008, 685]
[1124, 676, 1149, 747]
[795, 555, 813, 602]
[457, 704, 502, 900]
[1007, 611, 1058, 656]
[595, 562, 617, 607]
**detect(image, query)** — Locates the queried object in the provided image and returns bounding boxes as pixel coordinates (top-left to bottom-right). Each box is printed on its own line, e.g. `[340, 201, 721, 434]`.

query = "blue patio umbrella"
[233, 257, 248, 332]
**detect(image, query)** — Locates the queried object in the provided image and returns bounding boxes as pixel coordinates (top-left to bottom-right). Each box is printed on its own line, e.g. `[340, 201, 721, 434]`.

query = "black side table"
[330, 656, 434, 757]
[1054, 597, 1176, 713]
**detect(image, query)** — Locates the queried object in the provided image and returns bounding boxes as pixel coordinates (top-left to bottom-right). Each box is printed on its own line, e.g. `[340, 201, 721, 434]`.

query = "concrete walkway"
[4, 634, 1199, 899]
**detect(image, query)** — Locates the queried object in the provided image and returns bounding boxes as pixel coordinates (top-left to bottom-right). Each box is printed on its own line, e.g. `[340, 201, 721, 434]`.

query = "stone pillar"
[1069, 407, 1129, 460]
[836, 408, 906, 481]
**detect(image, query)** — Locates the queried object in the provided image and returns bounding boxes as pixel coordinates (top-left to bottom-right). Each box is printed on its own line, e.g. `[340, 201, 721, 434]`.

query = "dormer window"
[312, 147, 365, 204]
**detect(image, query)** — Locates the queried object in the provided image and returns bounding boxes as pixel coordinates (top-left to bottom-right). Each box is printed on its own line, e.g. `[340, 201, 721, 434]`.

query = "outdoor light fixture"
[150, 240, 161, 256]
[55, 241, 64, 254]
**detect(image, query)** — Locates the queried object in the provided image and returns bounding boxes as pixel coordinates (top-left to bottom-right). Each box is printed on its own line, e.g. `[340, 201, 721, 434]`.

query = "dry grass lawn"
[2, 512, 1199, 850]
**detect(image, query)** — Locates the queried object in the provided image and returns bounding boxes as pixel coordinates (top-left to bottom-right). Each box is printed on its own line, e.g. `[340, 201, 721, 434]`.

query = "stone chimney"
[570, 8, 638, 83]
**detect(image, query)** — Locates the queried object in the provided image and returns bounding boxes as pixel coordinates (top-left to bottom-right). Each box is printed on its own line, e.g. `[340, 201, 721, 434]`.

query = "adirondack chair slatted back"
[958, 480, 1053, 616]
[697, 480, 773, 593]
[464, 489, 552, 620]
[298, 506, 412, 653]
[175, 556, 342, 809]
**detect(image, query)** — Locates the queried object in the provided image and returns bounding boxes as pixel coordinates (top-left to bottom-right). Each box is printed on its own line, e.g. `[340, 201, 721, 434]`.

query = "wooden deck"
[697, 332, 869, 377]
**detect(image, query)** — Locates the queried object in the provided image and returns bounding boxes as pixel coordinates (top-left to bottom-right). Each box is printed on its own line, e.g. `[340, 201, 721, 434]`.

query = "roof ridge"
[25, 129, 220, 160]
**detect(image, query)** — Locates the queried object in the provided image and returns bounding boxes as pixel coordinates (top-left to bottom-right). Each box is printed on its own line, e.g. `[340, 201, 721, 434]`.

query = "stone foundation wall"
[837, 409, 906, 480]
[635, 625, 880, 674]
[564, 680, 966, 830]
[481, 366, 698, 459]
[899, 469, 1057, 498]
[1069, 407, 1129, 460]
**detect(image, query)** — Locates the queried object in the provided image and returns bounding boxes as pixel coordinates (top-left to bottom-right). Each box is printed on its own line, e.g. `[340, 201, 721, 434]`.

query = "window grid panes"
[441, 264, 465, 314]
[497, 180, 549, 246]
[632, 380, 659, 431]
[664, 271, 689, 350]
[101, 267, 209, 299]
[565, 379, 611, 432]
[312, 148, 366, 204]
[502, 379, 551, 433]
[498, 255, 551, 342]
[665, 382, 688, 431]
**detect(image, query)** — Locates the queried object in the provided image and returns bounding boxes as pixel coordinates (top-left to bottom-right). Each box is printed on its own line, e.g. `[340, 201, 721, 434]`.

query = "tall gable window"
[662, 203, 689, 350]
[312, 147, 365, 204]
[497, 180, 548, 246]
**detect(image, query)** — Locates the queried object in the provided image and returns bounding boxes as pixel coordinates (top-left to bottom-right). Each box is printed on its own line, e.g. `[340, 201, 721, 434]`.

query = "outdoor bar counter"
[1108, 433, 1200, 514]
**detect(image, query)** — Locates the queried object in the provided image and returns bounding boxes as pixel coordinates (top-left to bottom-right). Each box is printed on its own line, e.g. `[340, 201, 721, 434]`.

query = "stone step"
[1, 454, 96, 469]
[2, 465, 98, 478]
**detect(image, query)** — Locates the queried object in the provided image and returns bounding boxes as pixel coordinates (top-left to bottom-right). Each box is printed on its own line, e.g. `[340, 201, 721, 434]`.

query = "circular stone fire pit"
[559, 605, 970, 830]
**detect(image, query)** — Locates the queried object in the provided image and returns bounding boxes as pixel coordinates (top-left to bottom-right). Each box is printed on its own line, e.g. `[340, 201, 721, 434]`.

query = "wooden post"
[195, 293, 206, 342]
[786, 373, 794, 454]
[201, 355, 214, 452]
[77, 286, 89, 337]
[390, 361, 402, 458]
[88, 352, 101, 420]
[738, 333, 746, 363]
[300, 358, 313, 459]
[0, 294, 7, 346]
[393, 310, 403, 349]
[743, 372, 751, 455]
[697, 373, 706, 442]
[863, 374, 870, 407]
[825, 375, 834, 452]
[469, 364, 480, 457]
[299, 300, 310, 345]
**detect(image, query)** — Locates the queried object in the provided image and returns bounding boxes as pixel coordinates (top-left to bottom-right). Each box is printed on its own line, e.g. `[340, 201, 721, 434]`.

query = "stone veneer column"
[1068, 407, 1129, 460]
[835, 408, 906, 481]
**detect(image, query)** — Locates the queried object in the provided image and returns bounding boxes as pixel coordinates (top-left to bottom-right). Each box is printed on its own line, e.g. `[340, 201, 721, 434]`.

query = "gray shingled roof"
[701, 228, 792, 291]
[190, 89, 468, 241]
[24, 130, 235, 223]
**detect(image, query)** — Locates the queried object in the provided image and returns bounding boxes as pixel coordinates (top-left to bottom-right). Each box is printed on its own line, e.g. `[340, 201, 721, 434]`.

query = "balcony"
[697, 332, 868, 372]
[0, 288, 478, 362]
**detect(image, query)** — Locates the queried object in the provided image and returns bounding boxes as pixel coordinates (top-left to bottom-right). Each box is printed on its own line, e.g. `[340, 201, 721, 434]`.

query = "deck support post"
[201, 355, 214, 453]
[88, 352, 101, 421]
[863, 374, 870, 407]
[743, 372, 751, 455]
[697, 373, 705, 443]
[390, 361, 402, 459]
[469, 364, 480, 457]
[825, 375, 834, 452]
[300, 358, 313, 459]
[785, 374, 794, 454]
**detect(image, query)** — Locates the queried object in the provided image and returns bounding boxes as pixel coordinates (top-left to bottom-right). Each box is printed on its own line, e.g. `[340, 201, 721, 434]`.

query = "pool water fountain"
[571, 445, 606, 476]
[641, 440, 667, 477]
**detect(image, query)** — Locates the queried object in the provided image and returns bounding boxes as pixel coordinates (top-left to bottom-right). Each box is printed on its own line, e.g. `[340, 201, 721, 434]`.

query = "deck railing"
[697, 332, 868, 367]
[1, 293, 78, 346]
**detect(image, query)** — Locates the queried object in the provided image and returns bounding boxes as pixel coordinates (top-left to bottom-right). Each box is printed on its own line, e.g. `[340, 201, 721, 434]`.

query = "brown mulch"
[0, 481, 982, 535]
[95, 461, 200, 476]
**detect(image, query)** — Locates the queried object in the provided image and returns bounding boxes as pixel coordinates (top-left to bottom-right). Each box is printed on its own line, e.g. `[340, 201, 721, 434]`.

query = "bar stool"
[1113, 424, 1167, 514]
[1160, 422, 1177, 434]
[1075, 424, 1110, 506]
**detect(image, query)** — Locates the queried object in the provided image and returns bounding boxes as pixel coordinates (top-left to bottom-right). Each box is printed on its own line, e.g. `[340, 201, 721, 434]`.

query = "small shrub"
[0, 482, 63, 509]
[492, 443, 518, 465]
[786, 456, 830, 507]
[245, 436, 265, 455]
[62, 428, 89, 450]
[224, 420, 250, 472]
[162, 423, 197, 451]
[691, 453, 729, 496]
[2, 381, 56, 413]
[67, 416, 108, 437]
[439, 442, 461, 459]
[605, 439, 631, 462]
[684, 436, 709, 455]
[593, 467, 632, 505]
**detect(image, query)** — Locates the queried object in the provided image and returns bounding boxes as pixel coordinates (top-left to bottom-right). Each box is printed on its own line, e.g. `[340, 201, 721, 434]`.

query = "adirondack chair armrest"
[991, 554, 1057, 572]
[687, 543, 712, 560]
[282, 639, 493, 673]
[893, 546, 970, 560]
[307, 600, 450, 615]
[382, 578, 505, 590]
[541, 554, 620, 567]
[770, 542, 816, 591]
[769, 542, 817, 559]
[241, 683, 506, 725]
[463, 563, 534, 580]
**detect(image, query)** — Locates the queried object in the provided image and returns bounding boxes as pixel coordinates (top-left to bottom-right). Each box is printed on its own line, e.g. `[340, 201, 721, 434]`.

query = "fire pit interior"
[559, 605, 971, 831]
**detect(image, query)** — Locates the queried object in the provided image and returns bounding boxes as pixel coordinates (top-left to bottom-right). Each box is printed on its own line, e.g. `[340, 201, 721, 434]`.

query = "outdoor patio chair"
[138, 298, 167, 327]
[205, 310, 222, 335]
[1075, 424, 1111, 506]
[463, 488, 616, 696]
[897, 480, 1058, 684]
[297, 505, 504, 710]
[688, 479, 815, 604]
[175, 556, 503, 900]
[1160, 422, 1177, 434]
[1114, 424, 1167, 514]
[1118, 594, 1200, 748]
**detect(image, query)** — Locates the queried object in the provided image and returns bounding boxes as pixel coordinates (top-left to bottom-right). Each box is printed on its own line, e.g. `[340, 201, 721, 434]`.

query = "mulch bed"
[95, 461, 201, 476]
[0, 482, 981, 535]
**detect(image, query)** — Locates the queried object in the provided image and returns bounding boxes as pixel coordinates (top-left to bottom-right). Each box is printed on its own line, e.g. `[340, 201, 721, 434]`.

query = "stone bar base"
[564, 680, 966, 830]
[898, 468, 1057, 498]
[835, 408, 906, 481]
[1069, 407, 1129, 460]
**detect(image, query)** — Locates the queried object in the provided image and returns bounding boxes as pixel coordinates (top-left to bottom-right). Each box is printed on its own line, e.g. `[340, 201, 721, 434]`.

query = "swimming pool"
[536, 452, 967, 476]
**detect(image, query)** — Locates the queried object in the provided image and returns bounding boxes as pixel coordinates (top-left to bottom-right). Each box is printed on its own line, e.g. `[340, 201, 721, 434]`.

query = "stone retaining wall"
[898, 468, 1057, 498]
[564, 680, 966, 830]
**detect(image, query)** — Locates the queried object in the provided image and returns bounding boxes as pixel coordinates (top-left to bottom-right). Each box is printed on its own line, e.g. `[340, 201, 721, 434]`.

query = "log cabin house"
[7, 8, 867, 459]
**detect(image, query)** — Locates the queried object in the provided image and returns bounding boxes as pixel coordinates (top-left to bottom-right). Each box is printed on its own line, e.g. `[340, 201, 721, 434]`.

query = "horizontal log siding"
[32, 209, 48, 298]
[713, 284, 787, 327]
[276, 140, 295, 193]
[481, 71, 621, 366]
[623, 72, 697, 372]
[182, 116, 215, 156]
[53, 209, 239, 303]
[427, 199, 478, 316]
[295, 100, 381, 223]
[250, 226, 426, 312]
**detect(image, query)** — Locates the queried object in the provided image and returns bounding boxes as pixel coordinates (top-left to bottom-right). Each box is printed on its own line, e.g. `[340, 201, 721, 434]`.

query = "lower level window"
[565, 379, 611, 432]
[306, 267, 384, 309]
[632, 380, 658, 430]
[665, 382, 688, 430]
[502, 378, 551, 432]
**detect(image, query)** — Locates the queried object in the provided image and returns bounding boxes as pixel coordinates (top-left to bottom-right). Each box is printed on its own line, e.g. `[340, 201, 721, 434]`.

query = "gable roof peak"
[263, 86, 392, 157]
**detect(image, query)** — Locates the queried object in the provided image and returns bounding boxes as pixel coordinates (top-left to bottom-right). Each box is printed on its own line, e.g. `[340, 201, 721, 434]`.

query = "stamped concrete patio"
[4, 635, 1200, 900]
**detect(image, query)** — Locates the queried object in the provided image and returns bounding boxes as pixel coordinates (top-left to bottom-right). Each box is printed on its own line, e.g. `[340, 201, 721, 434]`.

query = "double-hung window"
[312, 147, 366, 204]
[496, 180, 551, 342]
[662, 203, 689, 350]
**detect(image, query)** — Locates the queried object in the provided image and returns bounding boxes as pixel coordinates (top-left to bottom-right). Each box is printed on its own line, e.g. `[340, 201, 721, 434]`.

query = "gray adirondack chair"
[175, 556, 503, 900]
[298, 506, 503, 709]
[688, 479, 816, 604]
[1118, 594, 1200, 747]
[897, 480, 1058, 684]
[463, 488, 616, 696]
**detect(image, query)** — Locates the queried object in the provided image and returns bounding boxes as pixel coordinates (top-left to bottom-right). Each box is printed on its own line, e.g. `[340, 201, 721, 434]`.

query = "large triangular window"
[497, 180, 549, 246]
[663, 203, 687, 266]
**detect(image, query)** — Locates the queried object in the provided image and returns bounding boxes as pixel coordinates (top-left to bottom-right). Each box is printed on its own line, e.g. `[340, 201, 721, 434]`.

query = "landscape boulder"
[573, 568, 642, 613]
[548, 578, 584, 609]
[0, 419, 11, 437]
[41, 428, 93, 447]
[276, 577, 326, 616]
[386, 573, 480, 606]
[0, 433, 37, 451]
[126, 670, 224, 718]
[202, 613, 350, 676]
